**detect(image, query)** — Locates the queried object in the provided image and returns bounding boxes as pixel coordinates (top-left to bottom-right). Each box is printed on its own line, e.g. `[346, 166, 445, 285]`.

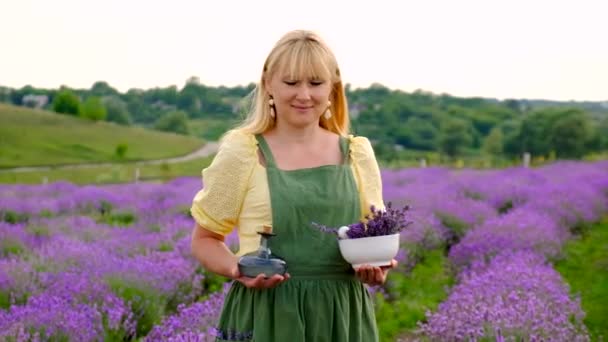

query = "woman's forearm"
[191, 233, 239, 279]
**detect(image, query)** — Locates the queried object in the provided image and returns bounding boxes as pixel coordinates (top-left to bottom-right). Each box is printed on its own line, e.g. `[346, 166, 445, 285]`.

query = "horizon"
[2, 0, 607, 102]
[2, 79, 607, 104]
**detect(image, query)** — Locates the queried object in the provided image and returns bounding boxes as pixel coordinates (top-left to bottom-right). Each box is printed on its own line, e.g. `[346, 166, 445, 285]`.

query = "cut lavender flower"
[311, 203, 412, 268]
[312, 202, 412, 239]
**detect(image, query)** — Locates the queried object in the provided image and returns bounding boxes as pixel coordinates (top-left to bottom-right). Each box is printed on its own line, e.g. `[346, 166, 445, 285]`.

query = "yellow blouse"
[190, 129, 384, 256]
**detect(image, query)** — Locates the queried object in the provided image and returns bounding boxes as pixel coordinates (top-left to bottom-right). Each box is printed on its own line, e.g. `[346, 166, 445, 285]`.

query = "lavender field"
[1, 161, 608, 341]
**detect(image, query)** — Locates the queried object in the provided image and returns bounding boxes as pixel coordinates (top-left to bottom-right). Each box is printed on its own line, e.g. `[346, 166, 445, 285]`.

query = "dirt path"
[0, 142, 219, 173]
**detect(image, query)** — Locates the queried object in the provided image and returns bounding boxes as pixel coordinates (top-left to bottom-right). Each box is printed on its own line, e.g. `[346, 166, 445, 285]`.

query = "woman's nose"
[295, 84, 312, 100]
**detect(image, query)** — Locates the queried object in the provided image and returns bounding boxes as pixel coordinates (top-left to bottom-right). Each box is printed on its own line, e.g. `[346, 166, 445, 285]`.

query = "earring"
[269, 97, 275, 119]
[323, 100, 332, 119]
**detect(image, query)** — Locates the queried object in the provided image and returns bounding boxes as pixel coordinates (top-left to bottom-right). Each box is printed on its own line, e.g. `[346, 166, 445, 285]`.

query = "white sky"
[1, 0, 607, 101]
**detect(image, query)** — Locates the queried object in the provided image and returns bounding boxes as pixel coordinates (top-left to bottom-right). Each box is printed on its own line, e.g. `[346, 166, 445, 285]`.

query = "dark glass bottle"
[237, 225, 287, 278]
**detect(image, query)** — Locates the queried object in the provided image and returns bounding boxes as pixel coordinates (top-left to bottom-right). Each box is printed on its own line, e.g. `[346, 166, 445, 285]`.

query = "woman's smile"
[291, 105, 314, 112]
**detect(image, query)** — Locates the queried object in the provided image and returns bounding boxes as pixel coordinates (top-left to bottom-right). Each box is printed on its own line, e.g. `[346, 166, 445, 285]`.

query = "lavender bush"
[145, 283, 229, 342]
[0, 177, 216, 340]
[0, 161, 607, 340]
[419, 251, 589, 341]
[381, 161, 607, 341]
[449, 207, 569, 270]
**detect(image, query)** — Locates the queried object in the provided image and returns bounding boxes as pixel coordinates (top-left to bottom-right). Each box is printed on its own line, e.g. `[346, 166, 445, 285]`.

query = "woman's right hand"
[231, 267, 290, 289]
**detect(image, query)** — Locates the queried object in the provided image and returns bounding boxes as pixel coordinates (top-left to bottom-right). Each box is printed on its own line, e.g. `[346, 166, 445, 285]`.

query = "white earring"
[323, 100, 332, 119]
[269, 97, 275, 119]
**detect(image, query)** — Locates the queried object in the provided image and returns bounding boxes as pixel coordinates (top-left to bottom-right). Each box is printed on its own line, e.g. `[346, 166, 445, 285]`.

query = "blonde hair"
[234, 30, 350, 136]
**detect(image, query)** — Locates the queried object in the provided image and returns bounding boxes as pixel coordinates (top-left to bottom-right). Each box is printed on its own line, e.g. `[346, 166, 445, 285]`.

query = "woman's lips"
[292, 105, 313, 111]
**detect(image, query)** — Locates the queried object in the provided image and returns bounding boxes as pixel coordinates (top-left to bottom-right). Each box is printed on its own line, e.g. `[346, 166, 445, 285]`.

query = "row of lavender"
[1, 160, 607, 340]
[380, 161, 608, 341]
[0, 178, 224, 341]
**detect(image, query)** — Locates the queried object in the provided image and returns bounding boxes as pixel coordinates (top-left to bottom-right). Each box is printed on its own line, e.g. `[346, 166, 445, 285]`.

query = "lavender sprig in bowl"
[312, 202, 412, 239]
[312, 203, 412, 268]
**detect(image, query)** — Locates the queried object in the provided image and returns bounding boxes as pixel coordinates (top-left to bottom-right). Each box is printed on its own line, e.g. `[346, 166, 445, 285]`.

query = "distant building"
[151, 100, 177, 112]
[22, 94, 49, 109]
[348, 103, 365, 119]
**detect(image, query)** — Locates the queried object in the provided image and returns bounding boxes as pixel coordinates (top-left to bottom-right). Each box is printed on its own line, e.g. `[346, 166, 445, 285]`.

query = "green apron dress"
[214, 134, 378, 342]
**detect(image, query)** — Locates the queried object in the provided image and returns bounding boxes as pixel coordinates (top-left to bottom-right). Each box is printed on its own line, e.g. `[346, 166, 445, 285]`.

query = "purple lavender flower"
[312, 202, 412, 239]
[145, 283, 229, 341]
[1, 160, 606, 341]
[346, 222, 366, 239]
[419, 251, 590, 341]
[449, 207, 568, 270]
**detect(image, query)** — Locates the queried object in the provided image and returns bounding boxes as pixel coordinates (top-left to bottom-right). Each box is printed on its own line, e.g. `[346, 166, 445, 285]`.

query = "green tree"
[10, 85, 37, 105]
[516, 109, 555, 156]
[597, 118, 608, 150]
[145, 86, 179, 106]
[482, 127, 504, 156]
[79, 96, 107, 121]
[438, 119, 473, 158]
[154, 110, 189, 134]
[373, 141, 398, 163]
[115, 143, 128, 159]
[178, 77, 204, 117]
[124, 89, 156, 123]
[90, 81, 119, 97]
[52, 89, 80, 115]
[505, 108, 596, 159]
[503, 99, 522, 113]
[103, 96, 132, 125]
[550, 109, 593, 158]
[0, 86, 10, 103]
[395, 117, 438, 150]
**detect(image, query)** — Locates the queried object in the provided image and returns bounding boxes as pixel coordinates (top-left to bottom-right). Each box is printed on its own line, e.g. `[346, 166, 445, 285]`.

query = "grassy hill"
[188, 118, 237, 141]
[0, 104, 205, 168]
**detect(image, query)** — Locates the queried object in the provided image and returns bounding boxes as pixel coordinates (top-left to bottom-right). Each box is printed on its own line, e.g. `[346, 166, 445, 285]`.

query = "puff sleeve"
[190, 130, 258, 235]
[349, 135, 385, 219]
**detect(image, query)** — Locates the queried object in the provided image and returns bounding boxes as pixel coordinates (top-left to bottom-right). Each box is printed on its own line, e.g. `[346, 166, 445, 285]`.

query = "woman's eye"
[284, 81, 297, 86]
[310, 81, 324, 86]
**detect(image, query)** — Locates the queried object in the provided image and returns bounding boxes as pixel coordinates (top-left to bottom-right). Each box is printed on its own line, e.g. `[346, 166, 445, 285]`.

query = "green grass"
[555, 217, 608, 342]
[0, 156, 213, 184]
[379, 149, 530, 170]
[106, 277, 166, 338]
[0, 103, 205, 168]
[376, 248, 454, 341]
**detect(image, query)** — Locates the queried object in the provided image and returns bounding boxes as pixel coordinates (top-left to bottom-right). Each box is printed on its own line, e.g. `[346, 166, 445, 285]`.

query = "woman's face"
[266, 70, 332, 128]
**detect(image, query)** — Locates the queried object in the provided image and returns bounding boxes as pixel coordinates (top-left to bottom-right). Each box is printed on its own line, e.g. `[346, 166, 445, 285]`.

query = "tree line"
[1, 79, 607, 161]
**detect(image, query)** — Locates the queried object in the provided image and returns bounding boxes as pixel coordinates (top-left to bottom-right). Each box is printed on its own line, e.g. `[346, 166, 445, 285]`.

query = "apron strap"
[256, 134, 351, 168]
[339, 136, 351, 164]
[255, 134, 277, 168]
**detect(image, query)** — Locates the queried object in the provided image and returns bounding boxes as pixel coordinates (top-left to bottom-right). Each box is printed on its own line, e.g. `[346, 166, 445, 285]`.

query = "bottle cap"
[257, 225, 276, 236]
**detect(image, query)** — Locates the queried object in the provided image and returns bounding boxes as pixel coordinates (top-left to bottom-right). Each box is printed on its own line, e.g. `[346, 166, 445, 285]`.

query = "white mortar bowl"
[338, 233, 400, 268]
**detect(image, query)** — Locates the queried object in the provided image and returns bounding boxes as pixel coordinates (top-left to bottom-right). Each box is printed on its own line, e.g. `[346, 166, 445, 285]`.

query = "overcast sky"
[1, 0, 607, 101]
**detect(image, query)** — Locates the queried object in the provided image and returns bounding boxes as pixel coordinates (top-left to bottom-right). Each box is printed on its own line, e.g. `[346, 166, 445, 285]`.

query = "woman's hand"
[230, 267, 291, 289]
[355, 259, 398, 286]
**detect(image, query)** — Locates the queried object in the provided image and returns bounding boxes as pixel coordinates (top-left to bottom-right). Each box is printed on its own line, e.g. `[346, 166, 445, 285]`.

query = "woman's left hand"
[355, 259, 398, 286]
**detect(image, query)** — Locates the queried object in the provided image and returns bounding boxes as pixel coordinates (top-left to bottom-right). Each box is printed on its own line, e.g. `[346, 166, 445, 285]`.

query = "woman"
[190, 29, 395, 342]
